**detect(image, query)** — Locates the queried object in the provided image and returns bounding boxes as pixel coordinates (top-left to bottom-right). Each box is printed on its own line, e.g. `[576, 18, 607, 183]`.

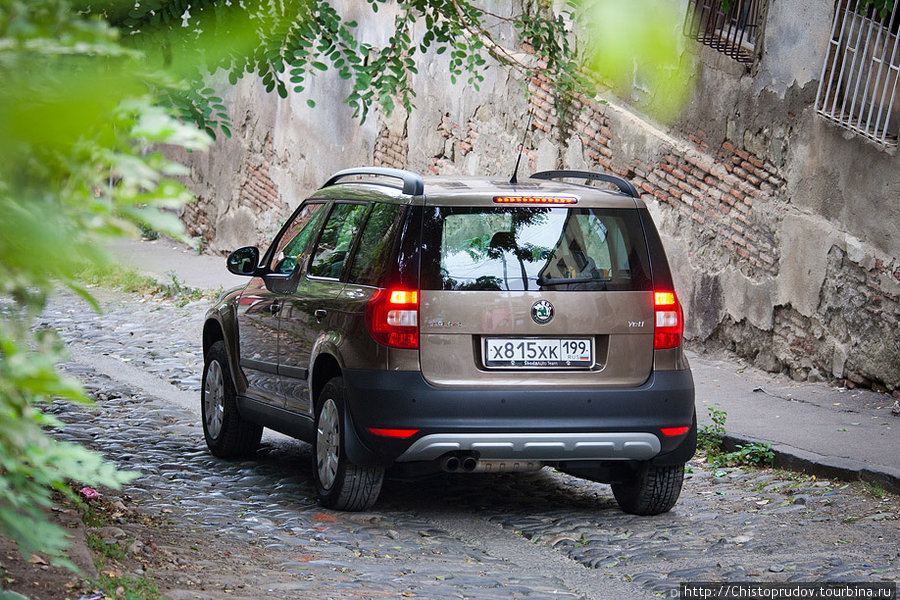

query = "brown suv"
[201, 167, 696, 514]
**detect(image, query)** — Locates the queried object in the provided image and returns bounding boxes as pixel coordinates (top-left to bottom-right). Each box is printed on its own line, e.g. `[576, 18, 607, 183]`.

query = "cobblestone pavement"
[40, 290, 900, 599]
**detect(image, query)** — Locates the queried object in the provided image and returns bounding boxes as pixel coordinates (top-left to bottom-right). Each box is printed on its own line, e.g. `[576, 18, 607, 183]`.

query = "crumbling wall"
[179, 0, 900, 395]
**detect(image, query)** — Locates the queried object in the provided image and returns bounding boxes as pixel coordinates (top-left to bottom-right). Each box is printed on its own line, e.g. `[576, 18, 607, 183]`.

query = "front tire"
[202, 341, 262, 458]
[612, 462, 685, 515]
[313, 377, 384, 511]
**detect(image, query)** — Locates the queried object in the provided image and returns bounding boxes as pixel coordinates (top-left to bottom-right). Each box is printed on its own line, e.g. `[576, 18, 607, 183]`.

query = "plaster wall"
[180, 0, 900, 393]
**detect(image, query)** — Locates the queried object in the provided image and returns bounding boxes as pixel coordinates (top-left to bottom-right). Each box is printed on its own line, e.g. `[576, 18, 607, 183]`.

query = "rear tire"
[313, 377, 384, 511]
[612, 462, 685, 515]
[201, 341, 262, 458]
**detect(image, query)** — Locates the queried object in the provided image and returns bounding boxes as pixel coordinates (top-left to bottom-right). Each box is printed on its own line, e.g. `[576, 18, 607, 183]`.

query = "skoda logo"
[531, 300, 554, 324]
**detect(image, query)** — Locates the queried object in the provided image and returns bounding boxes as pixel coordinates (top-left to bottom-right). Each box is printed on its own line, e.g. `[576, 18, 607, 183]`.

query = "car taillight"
[367, 428, 420, 438]
[660, 426, 690, 437]
[653, 290, 683, 350]
[366, 288, 419, 349]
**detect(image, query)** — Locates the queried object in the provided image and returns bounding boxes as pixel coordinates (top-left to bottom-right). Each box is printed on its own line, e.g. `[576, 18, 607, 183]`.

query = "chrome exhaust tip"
[441, 455, 461, 472]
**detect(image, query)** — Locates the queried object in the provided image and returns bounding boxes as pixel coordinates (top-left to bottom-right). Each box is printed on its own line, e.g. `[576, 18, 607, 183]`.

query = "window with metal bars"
[683, 0, 764, 64]
[815, 1, 900, 147]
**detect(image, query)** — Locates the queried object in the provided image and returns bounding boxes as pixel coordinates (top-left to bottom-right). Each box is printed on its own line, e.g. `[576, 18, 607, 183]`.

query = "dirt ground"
[0, 489, 274, 600]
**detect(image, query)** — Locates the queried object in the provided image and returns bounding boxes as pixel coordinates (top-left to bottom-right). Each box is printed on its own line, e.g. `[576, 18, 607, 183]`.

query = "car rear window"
[420, 207, 651, 291]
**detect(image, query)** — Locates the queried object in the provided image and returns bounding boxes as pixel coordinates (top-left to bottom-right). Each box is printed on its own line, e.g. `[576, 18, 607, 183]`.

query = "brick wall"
[520, 72, 899, 395]
[374, 120, 409, 169]
[238, 134, 280, 246]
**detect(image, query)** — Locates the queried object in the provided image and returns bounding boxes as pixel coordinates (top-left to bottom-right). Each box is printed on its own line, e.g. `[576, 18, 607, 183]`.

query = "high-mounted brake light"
[493, 196, 577, 205]
[366, 288, 419, 349]
[653, 289, 684, 350]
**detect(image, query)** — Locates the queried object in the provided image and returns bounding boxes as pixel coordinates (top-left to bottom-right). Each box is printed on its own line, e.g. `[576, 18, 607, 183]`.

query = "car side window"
[268, 202, 326, 274]
[347, 203, 405, 287]
[309, 203, 370, 279]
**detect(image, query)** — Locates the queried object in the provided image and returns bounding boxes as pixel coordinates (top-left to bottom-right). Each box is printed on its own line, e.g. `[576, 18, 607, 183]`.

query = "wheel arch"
[203, 317, 245, 393]
[311, 352, 343, 414]
[203, 318, 225, 356]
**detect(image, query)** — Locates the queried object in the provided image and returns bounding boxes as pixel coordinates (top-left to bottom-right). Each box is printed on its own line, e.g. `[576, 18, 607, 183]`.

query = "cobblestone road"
[40, 290, 900, 600]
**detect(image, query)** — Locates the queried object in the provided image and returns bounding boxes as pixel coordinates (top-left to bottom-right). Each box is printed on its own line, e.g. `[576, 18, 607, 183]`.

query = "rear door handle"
[314, 308, 327, 322]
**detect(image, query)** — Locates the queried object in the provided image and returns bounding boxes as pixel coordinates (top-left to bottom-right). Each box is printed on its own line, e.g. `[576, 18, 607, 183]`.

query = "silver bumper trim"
[395, 432, 661, 462]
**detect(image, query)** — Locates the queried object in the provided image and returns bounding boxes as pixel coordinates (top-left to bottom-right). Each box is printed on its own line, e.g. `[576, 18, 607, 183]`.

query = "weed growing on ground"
[78, 500, 112, 528]
[697, 404, 775, 468]
[713, 442, 775, 468]
[74, 263, 161, 297]
[74, 262, 216, 307]
[87, 574, 162, 600]
[160, 270, 206, 306]
[86, 533, 128, 562]
[863, 481, 886, 499]
[697, 403, 727, 454]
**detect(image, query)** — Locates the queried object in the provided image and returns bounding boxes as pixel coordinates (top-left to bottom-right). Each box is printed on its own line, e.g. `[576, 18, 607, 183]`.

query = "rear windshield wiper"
[536, 276, 610, 286]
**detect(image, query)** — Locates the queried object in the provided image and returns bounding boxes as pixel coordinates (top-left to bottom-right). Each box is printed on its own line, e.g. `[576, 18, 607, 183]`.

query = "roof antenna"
[509, 109, 534, 185]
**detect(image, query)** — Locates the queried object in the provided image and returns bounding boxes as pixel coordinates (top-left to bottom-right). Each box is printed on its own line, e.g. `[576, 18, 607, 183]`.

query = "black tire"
[611, 462, 685, 515]
[201, 341, 262, 458]
[313, 377, 384, 511]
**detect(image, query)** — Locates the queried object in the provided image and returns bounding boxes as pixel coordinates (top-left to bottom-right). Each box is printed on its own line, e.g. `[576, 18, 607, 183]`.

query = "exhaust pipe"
[441, 455, 461, 472]
[440, 454, 545, 474]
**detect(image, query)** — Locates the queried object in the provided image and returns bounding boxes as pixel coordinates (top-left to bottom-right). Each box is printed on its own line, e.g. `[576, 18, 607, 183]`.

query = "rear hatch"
[418, 201, 656, 388]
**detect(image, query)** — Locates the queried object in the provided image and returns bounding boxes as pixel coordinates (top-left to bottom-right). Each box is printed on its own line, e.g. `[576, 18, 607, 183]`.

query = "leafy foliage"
[0, 0, 208, 566]
[697, 403, 727, 455]
[715, 443, 775, 468]
[91, 0, 588, 132]
[857, 0, 896, 19]
[699, 404, 774, 468]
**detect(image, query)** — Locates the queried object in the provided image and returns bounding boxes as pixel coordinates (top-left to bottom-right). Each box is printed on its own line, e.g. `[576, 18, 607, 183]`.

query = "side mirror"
[227, 246, 261, 276]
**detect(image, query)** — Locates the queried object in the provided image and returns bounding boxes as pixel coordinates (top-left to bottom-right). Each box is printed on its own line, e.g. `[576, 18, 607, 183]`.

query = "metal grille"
[683, 0, 762, 64]
[816, 1, 900, 147]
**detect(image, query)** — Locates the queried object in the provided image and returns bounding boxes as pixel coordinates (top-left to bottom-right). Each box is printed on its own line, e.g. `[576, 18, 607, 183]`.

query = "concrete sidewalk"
[109, 236, 900, 494]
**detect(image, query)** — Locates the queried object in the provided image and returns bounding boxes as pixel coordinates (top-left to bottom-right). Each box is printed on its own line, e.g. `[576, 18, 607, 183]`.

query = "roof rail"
[322, 167, 425, 196]
[531, 169, 639, 199]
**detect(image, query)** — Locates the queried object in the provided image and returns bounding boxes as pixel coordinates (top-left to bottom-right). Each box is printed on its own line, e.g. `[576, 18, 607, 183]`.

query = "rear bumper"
[341, 368, 695, 466]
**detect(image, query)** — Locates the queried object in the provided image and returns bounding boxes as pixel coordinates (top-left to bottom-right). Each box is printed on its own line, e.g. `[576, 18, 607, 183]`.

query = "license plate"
[483, 337, 593, 369]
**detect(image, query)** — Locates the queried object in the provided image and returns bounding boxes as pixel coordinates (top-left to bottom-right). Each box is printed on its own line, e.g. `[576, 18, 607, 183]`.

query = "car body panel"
[419, 290, 654, 387]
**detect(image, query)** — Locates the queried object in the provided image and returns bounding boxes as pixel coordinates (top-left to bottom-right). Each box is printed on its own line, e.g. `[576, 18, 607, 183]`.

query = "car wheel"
[314, 377, 384, 511]
[202, 340, 262, 458]
[611, 462, 685, 515]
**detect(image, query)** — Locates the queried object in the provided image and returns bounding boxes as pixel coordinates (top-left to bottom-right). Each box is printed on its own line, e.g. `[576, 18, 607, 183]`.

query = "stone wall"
[179, 0, 900, 395]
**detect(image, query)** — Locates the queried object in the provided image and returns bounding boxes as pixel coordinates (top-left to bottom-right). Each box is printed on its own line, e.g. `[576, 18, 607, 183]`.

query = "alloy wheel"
[204, 359, 225, 439]
[316, 398, 341, 491]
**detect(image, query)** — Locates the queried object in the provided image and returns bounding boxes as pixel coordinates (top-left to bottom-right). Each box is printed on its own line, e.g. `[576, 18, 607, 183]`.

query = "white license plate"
[484, 337, 593, 368]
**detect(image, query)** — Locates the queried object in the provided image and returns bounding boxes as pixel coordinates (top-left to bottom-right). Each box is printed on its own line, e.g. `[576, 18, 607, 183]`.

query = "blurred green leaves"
[0, 0, 208, 567]
[583, 0, 695, 122]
